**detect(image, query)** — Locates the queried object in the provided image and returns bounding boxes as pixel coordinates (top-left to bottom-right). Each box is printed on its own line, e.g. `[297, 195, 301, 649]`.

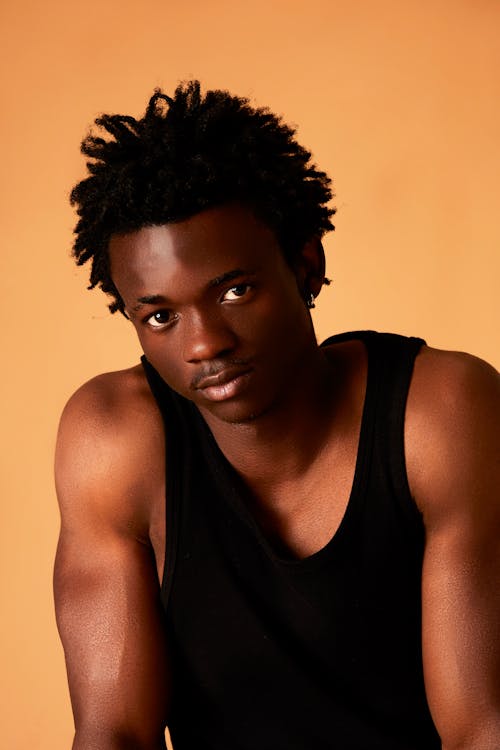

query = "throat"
[200, 351, 340, 484]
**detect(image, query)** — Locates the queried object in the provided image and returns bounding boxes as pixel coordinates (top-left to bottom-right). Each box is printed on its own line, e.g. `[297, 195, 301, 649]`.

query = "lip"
[195, 367, 253, 402]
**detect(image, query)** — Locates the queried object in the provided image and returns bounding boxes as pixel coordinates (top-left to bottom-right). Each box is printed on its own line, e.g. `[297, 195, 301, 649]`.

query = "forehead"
[108, 204, 284, 296]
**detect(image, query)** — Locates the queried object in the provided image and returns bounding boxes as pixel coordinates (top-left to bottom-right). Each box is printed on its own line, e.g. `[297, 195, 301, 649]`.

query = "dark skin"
[54, 204, 500, 749]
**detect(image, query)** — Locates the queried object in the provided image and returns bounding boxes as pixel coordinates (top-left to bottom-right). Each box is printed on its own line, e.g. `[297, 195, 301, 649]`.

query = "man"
[54, 81, 500, 749]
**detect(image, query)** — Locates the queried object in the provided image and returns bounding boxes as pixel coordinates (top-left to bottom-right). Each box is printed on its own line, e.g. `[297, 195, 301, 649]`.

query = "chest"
[148, 428, 362, 578]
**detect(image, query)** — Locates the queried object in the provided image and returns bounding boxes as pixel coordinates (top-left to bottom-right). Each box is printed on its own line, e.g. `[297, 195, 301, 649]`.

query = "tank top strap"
[141, 355, 200, 611]
[320, 329, 425, 532]
[362, 331, 426, 526]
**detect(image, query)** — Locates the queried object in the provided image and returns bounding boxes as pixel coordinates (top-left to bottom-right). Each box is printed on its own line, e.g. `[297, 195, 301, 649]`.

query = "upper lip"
[193, 365, 252, 391]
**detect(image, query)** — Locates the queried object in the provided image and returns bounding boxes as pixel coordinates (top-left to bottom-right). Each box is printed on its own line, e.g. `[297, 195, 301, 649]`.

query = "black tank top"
[142, 331, 441, 750]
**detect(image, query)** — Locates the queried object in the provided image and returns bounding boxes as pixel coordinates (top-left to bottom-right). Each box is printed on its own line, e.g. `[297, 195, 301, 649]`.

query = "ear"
[293, 237, 326, 301]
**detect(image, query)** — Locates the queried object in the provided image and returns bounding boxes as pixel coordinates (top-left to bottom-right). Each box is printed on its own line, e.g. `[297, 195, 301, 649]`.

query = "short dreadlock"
[71, 80, 335, 315]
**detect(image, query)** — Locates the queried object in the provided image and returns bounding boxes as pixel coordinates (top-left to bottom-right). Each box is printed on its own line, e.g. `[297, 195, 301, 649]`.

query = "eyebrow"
[207, 268, 253, 288]
[130, 294, 165, 313]
[130, 268, 255, 313]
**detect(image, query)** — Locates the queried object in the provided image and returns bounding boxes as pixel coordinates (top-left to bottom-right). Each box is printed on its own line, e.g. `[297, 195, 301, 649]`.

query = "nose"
[182, 310, 238, 363]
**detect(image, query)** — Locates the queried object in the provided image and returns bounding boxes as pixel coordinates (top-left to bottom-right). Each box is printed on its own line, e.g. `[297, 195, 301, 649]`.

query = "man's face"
[109, 204, 319, 424]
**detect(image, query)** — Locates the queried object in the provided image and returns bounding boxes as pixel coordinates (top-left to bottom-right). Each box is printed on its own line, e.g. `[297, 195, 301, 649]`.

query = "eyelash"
[144, 310, 175, 329]
[143, 283, 254, 330]
[220, 283, 252, 301]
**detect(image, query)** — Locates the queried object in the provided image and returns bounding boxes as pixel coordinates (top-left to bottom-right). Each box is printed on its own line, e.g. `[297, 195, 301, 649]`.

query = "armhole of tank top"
[159, 404, 181, 614]
[378, 334, 426, 529]
[140, 356, 180, 615]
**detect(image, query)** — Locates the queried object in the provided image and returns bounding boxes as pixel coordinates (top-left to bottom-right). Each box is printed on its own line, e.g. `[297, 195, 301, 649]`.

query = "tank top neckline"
[185, 330, 378, 569]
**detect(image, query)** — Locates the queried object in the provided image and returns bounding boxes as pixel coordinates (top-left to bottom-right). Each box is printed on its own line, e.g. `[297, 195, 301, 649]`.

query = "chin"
[198, 395, 274, 426]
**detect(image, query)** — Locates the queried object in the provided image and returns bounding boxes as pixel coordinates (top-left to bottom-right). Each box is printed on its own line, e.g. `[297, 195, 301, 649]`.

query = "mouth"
[195, 366, 253, 403]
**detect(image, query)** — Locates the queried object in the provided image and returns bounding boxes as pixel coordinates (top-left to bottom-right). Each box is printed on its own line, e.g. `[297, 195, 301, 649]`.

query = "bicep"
[422, 523, 500, 747]
[54, 526, 170, 745]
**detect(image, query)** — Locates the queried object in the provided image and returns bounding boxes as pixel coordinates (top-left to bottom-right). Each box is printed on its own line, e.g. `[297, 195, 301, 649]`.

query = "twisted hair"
[71, 80, 335, 314]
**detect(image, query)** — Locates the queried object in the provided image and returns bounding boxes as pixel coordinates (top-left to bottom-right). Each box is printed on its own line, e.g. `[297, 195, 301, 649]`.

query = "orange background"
[1, 1, 498, 747]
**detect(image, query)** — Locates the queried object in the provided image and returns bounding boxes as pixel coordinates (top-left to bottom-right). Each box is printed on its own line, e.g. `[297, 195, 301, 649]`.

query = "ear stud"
[306, 293, 316, 309]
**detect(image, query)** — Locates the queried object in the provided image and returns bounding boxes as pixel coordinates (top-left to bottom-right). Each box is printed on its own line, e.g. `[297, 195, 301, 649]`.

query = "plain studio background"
[0, 1, 498, 747]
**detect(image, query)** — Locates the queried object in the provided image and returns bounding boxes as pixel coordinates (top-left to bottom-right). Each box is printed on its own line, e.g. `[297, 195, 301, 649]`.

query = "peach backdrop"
[1, 0, 498, 747]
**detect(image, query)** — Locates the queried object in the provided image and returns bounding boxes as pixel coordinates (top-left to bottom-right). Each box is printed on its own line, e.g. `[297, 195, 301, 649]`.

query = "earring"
[306, 292, 316, 309]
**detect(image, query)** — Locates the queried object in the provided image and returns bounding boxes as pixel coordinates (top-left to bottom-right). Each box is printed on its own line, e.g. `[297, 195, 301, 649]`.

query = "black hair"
[70, 80, 335, 314]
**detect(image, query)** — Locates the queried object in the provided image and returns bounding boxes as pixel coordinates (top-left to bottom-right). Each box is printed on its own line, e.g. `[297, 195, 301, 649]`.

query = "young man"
[54, 81, 500, 749]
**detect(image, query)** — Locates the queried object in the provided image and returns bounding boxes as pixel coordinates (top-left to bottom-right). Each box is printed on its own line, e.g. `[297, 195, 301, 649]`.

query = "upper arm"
[54, 374, 169, 747]
[407, 348, 500, 749]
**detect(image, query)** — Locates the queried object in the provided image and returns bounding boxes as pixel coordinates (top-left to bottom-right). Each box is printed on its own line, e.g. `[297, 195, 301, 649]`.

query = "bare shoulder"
[55, 364, 164, 541]
[59, 363, 159, 428]
[409, 345, 499, 428]
[405, 344, 499, 522]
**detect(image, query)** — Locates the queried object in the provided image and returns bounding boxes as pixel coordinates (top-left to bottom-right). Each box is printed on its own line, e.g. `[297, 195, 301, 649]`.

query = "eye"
[145, 310, 174, 329]
[221, 284, 252, 302]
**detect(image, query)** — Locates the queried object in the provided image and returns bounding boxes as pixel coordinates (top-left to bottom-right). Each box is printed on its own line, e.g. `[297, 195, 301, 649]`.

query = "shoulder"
[55, 365, 165, 541]
[59, 363, 158, 425]
[405, 344, 499, 524]
[409, 344, 499, 428]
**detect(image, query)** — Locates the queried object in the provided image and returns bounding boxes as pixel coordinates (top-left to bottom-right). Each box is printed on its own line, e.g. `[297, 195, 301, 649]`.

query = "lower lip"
[199, 371, 253, 402]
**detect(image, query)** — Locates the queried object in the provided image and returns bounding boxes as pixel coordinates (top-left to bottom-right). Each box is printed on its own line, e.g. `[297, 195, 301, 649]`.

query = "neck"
[200, 345, 340, 487]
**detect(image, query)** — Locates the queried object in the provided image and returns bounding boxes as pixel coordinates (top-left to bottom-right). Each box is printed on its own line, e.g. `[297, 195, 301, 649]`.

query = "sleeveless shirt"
[141, 331, 441, 750]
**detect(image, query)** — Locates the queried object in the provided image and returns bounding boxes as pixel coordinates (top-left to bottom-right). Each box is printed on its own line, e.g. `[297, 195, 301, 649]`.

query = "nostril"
[183, 320, 238, 364]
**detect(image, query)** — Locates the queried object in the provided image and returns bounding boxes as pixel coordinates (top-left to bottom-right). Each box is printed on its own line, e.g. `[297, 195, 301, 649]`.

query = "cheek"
[252, 289, 307, 340]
